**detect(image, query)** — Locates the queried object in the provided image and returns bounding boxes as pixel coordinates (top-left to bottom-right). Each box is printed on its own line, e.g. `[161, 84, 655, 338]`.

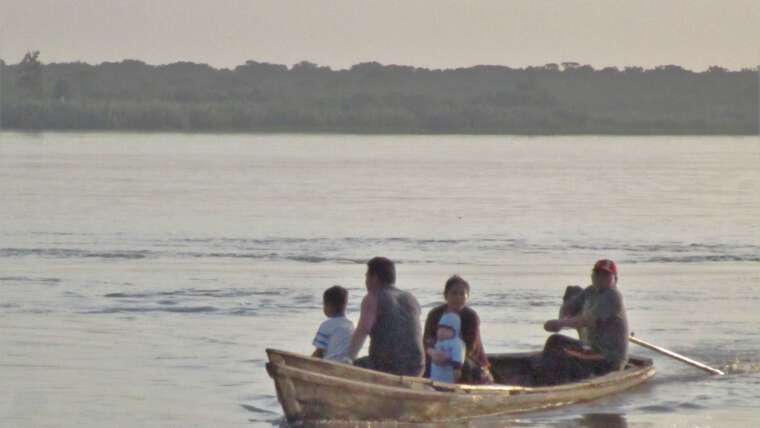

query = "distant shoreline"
[2, 58, 757, 135]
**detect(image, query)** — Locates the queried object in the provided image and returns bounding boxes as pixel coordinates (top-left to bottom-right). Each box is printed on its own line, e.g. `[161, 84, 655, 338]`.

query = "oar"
[629, 334, 724, 376]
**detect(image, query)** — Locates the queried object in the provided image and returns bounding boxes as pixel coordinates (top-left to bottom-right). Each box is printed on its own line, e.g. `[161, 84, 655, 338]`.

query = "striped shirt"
[312, 315, 355, 364]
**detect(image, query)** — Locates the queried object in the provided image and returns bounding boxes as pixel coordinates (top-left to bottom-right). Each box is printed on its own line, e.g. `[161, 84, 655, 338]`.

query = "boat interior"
[488, 352, 652, 387]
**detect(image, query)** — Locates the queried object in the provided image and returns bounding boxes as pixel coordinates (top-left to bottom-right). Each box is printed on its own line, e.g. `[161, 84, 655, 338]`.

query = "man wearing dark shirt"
[347, 256, 425, 376]
[536, 259, 629, 385]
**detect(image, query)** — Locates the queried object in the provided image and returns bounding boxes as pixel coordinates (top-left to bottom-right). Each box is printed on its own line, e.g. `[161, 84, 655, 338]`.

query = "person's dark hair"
[366, 256, 396, 286]
[323, 285, 348, 311]
[444, 275, 470, 296]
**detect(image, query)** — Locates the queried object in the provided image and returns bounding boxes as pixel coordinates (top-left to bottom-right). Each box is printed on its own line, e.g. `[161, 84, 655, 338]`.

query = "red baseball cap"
[593, 259, 617, 274]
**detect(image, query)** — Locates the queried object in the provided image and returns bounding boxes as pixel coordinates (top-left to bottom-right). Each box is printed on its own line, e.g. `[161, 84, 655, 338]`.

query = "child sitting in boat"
[311, 285, 355, 364]
[427, 312, 466, 383]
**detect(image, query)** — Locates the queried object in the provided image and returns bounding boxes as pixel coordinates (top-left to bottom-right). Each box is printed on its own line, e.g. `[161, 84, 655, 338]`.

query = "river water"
[1, 132, 759, 427]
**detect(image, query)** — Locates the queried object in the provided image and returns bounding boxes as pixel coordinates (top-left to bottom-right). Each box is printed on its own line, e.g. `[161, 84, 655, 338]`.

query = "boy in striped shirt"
[312, 285, 355, 364]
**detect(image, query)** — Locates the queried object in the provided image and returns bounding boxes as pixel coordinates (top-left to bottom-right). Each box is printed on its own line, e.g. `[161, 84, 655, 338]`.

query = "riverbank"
[2, 60, 757, 135]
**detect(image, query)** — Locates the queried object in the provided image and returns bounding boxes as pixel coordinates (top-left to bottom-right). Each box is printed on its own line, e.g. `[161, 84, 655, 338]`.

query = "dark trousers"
[532, 334, 615, 386]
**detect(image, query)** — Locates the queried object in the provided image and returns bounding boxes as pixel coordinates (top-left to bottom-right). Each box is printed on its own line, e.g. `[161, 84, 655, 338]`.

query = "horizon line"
[2, 54, 758, 74]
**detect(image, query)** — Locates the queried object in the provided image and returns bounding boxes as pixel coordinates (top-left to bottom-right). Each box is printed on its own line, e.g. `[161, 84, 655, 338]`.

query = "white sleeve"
[312, 321, 331, 350]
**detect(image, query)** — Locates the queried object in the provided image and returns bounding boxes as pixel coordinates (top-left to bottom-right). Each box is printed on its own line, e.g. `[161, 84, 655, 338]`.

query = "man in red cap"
[533, 259, 629, 385]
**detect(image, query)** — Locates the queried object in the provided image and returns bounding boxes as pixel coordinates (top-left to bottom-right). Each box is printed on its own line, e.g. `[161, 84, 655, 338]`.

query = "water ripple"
[85, 306, 219, 314]
[2, 237, 759, 266]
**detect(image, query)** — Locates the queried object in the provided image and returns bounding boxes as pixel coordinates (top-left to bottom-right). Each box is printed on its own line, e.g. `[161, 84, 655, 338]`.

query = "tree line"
[1, 53, 757, 134]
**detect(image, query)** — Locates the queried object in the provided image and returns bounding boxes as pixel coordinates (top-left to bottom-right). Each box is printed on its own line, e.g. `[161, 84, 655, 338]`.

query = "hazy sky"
[2, 0, 759, 70]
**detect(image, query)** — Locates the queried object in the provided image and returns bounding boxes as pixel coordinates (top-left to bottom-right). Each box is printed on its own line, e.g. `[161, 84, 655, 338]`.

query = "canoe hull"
[266, 348, 655, 423]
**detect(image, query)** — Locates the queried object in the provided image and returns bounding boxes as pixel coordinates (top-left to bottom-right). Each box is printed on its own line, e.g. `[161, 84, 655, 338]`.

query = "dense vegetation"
[1, 52, 757, 134]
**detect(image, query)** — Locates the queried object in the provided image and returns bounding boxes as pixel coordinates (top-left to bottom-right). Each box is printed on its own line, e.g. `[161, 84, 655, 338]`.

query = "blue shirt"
[430, 337, 465, 383]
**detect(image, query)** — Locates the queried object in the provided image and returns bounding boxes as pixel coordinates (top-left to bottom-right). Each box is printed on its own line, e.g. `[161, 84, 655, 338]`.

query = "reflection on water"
[280, 422, 468, 428]
[573, 413, 627, 428]
[285, 421, 486, 428]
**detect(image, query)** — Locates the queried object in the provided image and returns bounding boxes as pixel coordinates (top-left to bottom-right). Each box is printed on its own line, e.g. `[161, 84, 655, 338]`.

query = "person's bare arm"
[347, 328, 367, 360]
[544, 313, 593, 332]
[349, 293, 376, 360]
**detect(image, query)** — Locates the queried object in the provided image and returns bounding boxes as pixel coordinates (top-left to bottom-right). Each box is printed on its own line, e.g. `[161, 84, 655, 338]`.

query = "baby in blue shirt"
[427, 312, 465, 383]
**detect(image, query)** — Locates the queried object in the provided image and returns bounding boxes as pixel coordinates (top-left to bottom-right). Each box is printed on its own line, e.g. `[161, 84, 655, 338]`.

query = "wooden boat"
[266, 348, 655, 423]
